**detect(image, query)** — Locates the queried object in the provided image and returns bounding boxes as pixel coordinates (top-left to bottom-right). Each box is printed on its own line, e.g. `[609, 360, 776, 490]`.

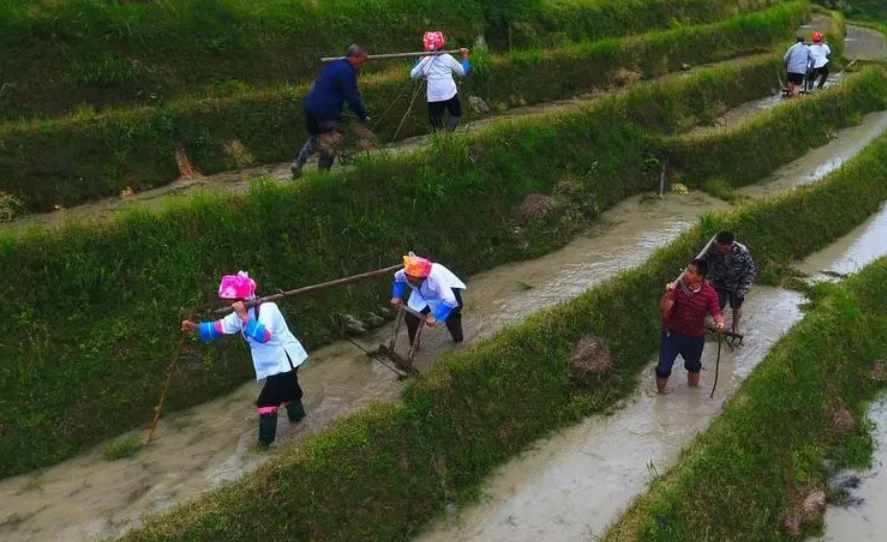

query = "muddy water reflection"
[816, 396, 887, 542]
[416, 288, 804, 542]
[798, 201, 887, 281]
[0, 193, 725, 542]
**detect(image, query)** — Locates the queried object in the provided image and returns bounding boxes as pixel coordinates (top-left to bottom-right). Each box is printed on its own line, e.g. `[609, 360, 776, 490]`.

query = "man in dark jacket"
[704, 231, 756, 334]
[292, 44, 375, 178]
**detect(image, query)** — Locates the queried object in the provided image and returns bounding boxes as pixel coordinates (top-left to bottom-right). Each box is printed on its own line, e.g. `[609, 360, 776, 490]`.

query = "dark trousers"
[294, 113, 339, 170]
[810, 65, 829, 89]
[405, 289, 464, 343]
[428, 95, 462, 132]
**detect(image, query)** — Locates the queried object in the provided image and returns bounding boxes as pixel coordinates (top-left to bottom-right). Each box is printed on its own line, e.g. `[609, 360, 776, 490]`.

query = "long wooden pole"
[321, 49, 463, 62]
[213, 264, 402, 315]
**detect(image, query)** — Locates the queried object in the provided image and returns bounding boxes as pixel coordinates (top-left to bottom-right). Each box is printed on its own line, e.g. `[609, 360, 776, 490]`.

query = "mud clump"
[570, 335, 613, 384]
[610, 68, 642, 87]
[338, 314, 367, 336]
[518, 193, 557, 223]
[831, 406, 857, 435]
[783, 487, 827, 537]
[468, 96, 490, 114]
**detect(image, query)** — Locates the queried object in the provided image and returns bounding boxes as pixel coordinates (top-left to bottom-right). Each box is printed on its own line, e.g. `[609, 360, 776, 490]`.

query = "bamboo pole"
[213, 264, 402, 315]
[321, 49, 464, 62]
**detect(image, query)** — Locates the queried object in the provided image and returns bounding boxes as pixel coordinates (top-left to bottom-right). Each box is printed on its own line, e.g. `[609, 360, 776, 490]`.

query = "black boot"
[258, 412, 278, 449]
[286, 400, 306, 423]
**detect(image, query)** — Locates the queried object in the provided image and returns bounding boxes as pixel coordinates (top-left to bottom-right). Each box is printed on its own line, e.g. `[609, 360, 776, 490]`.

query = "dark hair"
[346, 44, 366, 58]
[690, 258, 708, 277]
[716, 230, 735, 245]
[796, 36, 805, 43]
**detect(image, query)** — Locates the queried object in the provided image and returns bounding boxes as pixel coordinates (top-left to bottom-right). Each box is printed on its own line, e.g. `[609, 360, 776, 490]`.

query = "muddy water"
[798, 201, 887, 281]
[815, 395, 887, 542]
[416, 287, 804, 542]
[4, 60, 887, 541]
[843, 24, 887, 61]
[0, 191, 725, 542]
[739, 111, 887, 200]
[416, 192, 887, 542]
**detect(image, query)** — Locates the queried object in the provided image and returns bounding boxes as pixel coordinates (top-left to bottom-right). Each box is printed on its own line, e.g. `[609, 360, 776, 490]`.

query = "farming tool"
[710, 331, 723, 399]
[364, 305, 425, 378]
[706, 326, 744, 350]
[321, 49, 465, 62]
[145, 264, 404, 444]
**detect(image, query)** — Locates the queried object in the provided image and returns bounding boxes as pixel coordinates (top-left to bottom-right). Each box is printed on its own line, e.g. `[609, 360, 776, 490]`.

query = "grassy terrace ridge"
[0, 0, 781, 120]
[668, 64, 887, 192]
[117, 87, 887, 542]
[604, 258, 887, 542]
[0, 52, 798, 480]
[0, 0, 810, 213]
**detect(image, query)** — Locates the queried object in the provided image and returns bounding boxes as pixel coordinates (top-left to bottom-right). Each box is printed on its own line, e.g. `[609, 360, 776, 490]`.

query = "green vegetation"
[604, 258, 887, 542]
[0, 1, 809, 213]
[0, 0, 779, 119]
[102, 435, 144, 461]
[668, 67, 887, 188]
[117, 93, 887, 542]
[0, 53, 793, 480]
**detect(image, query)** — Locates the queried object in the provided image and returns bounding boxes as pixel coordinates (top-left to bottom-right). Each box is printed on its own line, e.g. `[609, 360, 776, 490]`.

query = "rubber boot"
[446, 115, 461, 133]
[258, 412, 278, 449]
[286, 400, 306, 423]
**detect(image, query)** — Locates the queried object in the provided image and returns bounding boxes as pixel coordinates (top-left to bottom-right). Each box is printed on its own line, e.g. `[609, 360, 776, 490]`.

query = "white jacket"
[394, 264, 467, 320]
[809, 43, 831, 69]
[411, 54, 467, 103]
[211, 302, 308, 380]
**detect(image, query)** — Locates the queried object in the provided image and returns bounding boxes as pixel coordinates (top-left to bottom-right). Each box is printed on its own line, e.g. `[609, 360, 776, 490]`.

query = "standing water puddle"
[416, 190, 887, 542]
[417, 287, 804, 542]
[2, 66, 887, 542]
[814, 395, 887, 542]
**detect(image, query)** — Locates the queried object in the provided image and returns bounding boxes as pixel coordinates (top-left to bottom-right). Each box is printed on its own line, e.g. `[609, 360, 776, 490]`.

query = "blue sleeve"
[432, 303, 455, 322]
[461, 59, 471, 75]
[243, 318, 272, 343]
[340, 65, 368, 121]
[392, 280, 407, 299]
[198, 321, 221, 343]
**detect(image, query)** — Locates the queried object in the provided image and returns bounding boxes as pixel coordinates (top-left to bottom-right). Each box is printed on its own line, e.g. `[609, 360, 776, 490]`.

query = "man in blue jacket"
[292, 44, 375, 178]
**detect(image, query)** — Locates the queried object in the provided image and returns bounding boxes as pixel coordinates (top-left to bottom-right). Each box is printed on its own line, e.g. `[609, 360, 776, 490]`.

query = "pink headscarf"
[423, 31, 446, 52]
[218, 271, 257, 300]
[403, 252, 432, 278]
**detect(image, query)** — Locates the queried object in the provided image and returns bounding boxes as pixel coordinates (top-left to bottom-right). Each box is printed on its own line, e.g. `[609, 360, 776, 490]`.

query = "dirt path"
[0, 53, 770, 236]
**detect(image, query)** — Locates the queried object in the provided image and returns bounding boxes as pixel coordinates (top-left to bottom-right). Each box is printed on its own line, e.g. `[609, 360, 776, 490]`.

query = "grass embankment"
[117, 84, 887, 542]
[0, 0, 779, 119]
[0, 53, 792, 480]
[668, 66, 887, 191]
[605, 259, 887, 542]
[0, 1, 809, 213]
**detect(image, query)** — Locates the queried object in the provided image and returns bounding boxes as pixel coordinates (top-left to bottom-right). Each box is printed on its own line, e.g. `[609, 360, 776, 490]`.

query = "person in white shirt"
[808, 31, 831, 90]
[784, 36, 813, 97]
[390, 252, 467, 344]
[410, 32, 472, 132]
[181, 271, 309, 449]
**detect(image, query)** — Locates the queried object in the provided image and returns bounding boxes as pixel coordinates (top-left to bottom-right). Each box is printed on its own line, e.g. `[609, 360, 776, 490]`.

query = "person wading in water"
[704, 230, 756, 334]
[181, 272, 309, 449]
[390, 252, 467, 346]
[657, 258, 726, 394]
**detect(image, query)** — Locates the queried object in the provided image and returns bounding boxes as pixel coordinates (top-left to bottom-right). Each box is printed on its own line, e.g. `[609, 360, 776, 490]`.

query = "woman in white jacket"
[410, 32, 471, 132]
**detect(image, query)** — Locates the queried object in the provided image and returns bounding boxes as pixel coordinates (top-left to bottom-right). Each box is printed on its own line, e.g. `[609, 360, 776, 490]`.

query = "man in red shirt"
[657, 258, 726, 393]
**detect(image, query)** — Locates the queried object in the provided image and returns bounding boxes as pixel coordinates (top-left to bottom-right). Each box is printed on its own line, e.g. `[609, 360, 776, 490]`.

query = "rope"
[391, 80, 425, 142]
